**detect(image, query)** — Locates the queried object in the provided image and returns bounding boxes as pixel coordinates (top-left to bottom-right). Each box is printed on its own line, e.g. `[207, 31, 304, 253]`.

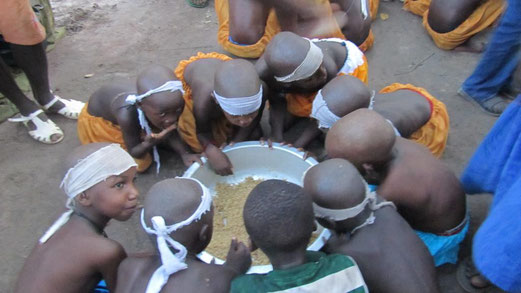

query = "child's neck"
[269, 247, 308, 270]
[72, 207, 110, 235]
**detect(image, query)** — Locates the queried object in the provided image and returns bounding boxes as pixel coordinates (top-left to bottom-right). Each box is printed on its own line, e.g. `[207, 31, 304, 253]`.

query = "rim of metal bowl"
[184, 141, 330, 274]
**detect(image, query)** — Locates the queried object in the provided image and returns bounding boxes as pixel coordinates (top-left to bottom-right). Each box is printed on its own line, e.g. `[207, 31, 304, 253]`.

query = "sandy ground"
[0, 0, 507, 292]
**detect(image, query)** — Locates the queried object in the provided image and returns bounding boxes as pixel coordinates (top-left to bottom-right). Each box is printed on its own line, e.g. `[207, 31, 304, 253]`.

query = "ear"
[199, 224, 210, 243]
[76, 191, 93, 207]
[248, 236, 258, 252]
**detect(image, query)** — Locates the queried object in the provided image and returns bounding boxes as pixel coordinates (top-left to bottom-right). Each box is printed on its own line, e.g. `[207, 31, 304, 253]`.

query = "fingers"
[195, 155, 203, 165]
[267, 138, 273, 149]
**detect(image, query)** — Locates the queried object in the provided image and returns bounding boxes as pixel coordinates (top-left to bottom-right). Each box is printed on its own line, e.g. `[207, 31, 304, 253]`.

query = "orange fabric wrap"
[379, 83, 449, 158]
[174, 52, 233, 152]
[358, 29, 374, 52]
[286, 55, 369, 117]
[0, 0, 46, 45]
[215, 0, 345, 58]
[403, 0, 431, 16]
[423, 0, 505, 50]
[370, 0, 380, 20]
[77, 103, 152, 172]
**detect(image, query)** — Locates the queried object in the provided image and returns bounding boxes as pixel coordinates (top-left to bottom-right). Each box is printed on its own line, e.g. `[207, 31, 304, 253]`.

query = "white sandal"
[9, 109, 64, 144]
[43, 95, 85, 120]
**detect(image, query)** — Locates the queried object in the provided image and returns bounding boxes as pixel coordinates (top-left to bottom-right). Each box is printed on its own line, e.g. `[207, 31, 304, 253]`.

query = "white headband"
[39, 144, 137, 243]
[141, 178, 213, 293]
[126, 80, 184, 105]
[274, 39, 324, 83]
[214, 85, 263, 116]
[313, 179, 395, 233]
[310, 90, 341, 129]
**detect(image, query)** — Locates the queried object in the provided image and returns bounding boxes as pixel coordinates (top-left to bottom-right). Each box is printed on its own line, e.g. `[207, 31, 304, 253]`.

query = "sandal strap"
[8, 109, 45, 123]
[43, 96, 60, 110]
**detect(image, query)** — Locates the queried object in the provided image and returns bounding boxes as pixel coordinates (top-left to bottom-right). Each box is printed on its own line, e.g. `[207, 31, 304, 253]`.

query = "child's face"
[87, 167, 139, 221]
[222, 110, 259, 127]
[280, 65, 327, 93]
[140, 92, 185, 130]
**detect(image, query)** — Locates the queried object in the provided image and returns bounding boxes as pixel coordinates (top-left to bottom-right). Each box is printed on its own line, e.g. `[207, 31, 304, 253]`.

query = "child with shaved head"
[256, 31, 368, 148]
[304, 159, 439, 293]
[15, 143, 139, 293]
[175, 53, 267, 175]
[310, 75, 449, 157]
[231, 179, 368, 293]
[78, 65, 201, 173]
[325, 109, 467, 267]
[116, 178, 251, 293]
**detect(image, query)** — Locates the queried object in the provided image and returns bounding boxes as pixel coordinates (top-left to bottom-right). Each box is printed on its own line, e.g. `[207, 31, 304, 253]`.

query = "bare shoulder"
[86, 237, 127, 267]
[116, 255, 158, 293]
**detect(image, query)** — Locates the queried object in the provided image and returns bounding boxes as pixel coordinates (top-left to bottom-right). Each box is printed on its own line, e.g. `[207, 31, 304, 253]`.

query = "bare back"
[15, 218, 126, 293]
[376, 138, 466, 233]
[427, 0, 482, 33]
[331, 0, 372, 45]
[87, 80, 137, 124]
[116, 255, 237, 293]
[183, 58, 227, 134]
[373, 89, 431, 138]
[326, 205, 439, 293]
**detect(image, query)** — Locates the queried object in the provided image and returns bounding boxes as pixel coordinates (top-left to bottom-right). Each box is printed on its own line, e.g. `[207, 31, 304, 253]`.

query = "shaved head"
[143, 178, 213, 252]
[321, 75, 371, 117]
[304, 159, 366, 210]
[214, 59, 261, 97]
[136, 65, 177, 95]
[264, 32, 310, 77]
[325, 109, 396, 167]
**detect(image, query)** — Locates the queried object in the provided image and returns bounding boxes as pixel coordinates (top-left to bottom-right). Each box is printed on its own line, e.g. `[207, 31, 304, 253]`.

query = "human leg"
[460, 0, 521, 113]
[228, 0, 270, 45]
[0, 56, 40, 116]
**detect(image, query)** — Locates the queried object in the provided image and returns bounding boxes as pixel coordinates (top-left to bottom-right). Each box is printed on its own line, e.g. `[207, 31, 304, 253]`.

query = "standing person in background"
[457, 0, 521, 116]
[0, 0, 84, 144]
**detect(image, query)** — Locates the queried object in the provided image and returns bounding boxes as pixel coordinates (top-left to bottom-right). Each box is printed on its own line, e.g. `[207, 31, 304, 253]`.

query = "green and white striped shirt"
[231, 251, 368, 293]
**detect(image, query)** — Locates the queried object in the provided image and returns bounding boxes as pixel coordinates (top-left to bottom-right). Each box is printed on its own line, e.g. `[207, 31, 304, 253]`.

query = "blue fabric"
[414, 219, 469, 267]
[92, 280, 109, 293]
[461, 0, 521, 102]
[462, 95, 521, 292]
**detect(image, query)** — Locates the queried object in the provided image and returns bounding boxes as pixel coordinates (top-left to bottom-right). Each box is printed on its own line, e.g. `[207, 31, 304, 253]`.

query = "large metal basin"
[183, 141, 330, 274]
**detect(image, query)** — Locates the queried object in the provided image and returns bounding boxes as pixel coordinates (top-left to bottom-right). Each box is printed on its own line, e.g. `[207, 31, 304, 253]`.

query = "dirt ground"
[0, 0, 507, 292]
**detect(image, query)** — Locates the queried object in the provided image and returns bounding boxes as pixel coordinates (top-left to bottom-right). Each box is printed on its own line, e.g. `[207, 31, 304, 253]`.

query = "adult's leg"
[461, 0, 521, 103]
[229, 0, 270, 45]
[10, 41, 66, 113]
[0, 56, 40, 116]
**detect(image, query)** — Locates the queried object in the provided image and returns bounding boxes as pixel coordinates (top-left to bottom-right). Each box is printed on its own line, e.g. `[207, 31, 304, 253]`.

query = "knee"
[230, 26, 265, 45]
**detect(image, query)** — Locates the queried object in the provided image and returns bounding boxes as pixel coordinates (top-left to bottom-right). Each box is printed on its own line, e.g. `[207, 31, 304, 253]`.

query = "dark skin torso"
[115, 254, 237, 293]
[86, 81, 151, 159]
[14, 216, 126, 293]
[375, 138, 466, 233]
[427, 0, 482, 33]
[324, 205, 440, 293]
[373, 89, 431, 138]
[330, 0, 372, 45]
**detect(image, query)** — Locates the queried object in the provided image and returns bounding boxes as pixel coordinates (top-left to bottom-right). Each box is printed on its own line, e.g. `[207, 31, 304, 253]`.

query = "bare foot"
[453, 39, 486, 53]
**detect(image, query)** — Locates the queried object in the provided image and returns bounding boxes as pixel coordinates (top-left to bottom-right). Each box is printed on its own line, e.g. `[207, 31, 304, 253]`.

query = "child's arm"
[223, 238, 251, 275]
[96, 240, 127, 292]
[292, 119, 322, 148]
[268, 92, 287, 142]
[166, 130, 202, 167]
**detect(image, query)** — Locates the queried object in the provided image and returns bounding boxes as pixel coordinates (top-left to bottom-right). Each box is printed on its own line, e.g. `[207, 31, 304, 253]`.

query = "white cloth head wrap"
[274, 39, 324, 83]
[214, 85, 263, 116]
[310, 90, 341, 129]
[125, 80, 184, 174]
[313, 179, 395, 234]
[39, 144, 137, 243]
[125, 80, 184, 105]
[141, 178, 213, 293]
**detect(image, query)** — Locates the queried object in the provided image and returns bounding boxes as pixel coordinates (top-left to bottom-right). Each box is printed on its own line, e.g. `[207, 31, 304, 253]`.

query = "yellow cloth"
[358, 29, 374, 52]
[286, 55, 369, 117]
[423, 0, 505, 50]
[370, 0, 380, 20]
[0, 0, 46, 45]
[174, 52, 234, 152]
[77, 103, 152, 172]
[379, 83, 449, 158]
[403, 0, 431, 16]
[215, 0, 346, 58]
